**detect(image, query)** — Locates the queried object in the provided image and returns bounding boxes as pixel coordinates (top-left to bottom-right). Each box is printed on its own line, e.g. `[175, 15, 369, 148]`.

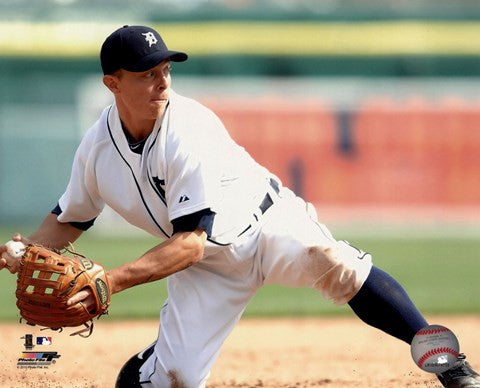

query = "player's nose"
[156, 73, 169, 90]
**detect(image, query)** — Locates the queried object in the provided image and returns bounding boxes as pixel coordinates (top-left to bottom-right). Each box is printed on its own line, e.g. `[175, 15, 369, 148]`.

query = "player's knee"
[165, 369, 186, 388]
[304, 243, 372, 305]
[136, 347, 208, 388]
[304, 245, 338, 278]
[163, 368, 206, 388]
[149, 357, 208, 388]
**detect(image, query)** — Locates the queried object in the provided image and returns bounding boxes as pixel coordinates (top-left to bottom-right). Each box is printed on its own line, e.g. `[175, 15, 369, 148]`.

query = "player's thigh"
[139, 258, 257, 387]
[259, 195, 372, 304]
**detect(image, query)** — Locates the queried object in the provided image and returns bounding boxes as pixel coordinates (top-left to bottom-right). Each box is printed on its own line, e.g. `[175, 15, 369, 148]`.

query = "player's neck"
[115, 106, 156, 142]
[119, 117, 155, 142]
[115, 97, 168, 141]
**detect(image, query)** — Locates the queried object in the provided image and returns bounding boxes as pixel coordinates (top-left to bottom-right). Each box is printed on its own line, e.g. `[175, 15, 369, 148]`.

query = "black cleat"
[437, 353, 480, 388]
[115, 342, 156, 388]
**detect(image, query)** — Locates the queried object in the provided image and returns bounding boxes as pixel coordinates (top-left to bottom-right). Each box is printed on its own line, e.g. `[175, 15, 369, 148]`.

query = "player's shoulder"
[85, 105, 112, 139]
[170, 90, 221, 122]
[169, 90, 224, 136]
[169, 90, 205, 109]
[165, 93, 235, 164]
[77, 105, 112, 154]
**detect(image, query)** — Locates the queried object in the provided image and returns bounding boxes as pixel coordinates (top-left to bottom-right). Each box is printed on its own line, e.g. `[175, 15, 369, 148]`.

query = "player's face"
[108, 60, 172, 121]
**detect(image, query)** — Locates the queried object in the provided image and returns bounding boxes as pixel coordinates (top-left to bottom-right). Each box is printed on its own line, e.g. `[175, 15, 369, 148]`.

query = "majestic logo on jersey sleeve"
[142, 32, 158, 47]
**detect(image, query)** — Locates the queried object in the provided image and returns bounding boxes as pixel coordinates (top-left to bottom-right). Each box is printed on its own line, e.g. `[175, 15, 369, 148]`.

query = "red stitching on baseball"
[417, 347, 459, 368]
[416, 328, 450, 336]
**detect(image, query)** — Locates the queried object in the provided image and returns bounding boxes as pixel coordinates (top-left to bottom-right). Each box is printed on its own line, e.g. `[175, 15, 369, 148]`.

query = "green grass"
[1, 227, 479, 321]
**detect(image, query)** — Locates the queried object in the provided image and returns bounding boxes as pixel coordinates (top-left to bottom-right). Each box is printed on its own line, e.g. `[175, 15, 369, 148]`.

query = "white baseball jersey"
[57, 90, 277, 251]
[56, 89, 372, 388]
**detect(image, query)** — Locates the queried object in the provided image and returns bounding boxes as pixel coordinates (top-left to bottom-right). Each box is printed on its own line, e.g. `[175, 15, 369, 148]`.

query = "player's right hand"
[0, 233, 28, 274]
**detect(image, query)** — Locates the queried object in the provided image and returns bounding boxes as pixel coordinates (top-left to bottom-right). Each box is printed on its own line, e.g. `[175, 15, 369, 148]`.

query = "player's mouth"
[151, 93, 168, 101]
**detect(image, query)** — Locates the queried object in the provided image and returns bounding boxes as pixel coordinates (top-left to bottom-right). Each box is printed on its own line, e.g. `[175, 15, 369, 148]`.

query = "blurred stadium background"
[0, 0, 479, 318]
[1, 0, 480, 236]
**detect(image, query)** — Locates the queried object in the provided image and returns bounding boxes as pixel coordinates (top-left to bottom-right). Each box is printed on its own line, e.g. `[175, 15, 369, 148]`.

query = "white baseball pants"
[139, 188, 372, 387]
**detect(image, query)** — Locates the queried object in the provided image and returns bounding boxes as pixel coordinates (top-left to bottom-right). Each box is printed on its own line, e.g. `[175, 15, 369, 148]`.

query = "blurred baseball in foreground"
[411, 324, 460, 374]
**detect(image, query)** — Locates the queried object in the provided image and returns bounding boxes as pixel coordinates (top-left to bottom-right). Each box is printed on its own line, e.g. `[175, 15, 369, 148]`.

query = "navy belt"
[258, 193, 273, 215]
[238, 178, 280, 237]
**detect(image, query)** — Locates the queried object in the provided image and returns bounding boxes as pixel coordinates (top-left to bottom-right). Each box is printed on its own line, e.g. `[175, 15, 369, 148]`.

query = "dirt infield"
[0, 316, 479, 388]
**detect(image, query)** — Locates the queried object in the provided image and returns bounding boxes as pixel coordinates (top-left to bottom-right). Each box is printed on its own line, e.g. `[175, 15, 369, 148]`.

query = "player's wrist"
[105, 270, 121, 294]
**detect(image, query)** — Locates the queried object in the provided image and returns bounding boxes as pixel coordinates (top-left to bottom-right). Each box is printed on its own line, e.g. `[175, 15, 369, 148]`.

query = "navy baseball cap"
[100, 25, 188, 75]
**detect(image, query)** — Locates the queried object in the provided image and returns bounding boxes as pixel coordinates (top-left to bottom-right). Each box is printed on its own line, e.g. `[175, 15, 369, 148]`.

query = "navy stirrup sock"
[348, 266, 428, 344]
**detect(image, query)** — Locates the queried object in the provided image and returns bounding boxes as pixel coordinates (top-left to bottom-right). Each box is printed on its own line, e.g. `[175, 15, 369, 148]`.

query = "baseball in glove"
[16, 244, 110, 337]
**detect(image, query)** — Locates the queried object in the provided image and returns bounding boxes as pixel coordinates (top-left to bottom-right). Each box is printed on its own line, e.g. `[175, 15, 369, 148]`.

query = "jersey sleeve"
[51, 203, 97, 231]
[56, 127, 105, 225]
[171, 208, 215, 237]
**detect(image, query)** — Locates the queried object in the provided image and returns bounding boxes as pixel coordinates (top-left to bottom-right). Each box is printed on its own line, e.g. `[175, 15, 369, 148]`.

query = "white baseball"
[411, 324, 460, 374]
[2, 240, 26, 260]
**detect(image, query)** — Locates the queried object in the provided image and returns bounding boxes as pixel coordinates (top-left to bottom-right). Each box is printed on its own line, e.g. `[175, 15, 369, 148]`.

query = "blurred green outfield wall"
[1, 2, 480, 225]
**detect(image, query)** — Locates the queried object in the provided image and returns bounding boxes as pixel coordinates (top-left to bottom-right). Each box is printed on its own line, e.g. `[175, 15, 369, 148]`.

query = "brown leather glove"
[16, 244, 110, 337]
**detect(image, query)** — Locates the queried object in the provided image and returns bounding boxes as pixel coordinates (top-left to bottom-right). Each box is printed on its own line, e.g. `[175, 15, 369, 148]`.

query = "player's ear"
[103, 74, 121, 94]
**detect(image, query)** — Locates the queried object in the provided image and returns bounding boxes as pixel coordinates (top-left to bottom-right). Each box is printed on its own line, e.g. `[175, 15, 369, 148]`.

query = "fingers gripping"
[1, 239, 26, 273]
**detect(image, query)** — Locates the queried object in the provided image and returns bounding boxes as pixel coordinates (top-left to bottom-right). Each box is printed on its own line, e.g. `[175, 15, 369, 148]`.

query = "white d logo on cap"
[142, 32, 158, 47]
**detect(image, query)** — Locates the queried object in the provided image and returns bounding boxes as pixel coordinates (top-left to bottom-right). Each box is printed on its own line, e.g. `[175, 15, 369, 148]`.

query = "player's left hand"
[16, 244, 111, 336]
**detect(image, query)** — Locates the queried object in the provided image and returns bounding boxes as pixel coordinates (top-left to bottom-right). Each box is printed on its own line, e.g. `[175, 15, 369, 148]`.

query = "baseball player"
[1, 25, 479, 388]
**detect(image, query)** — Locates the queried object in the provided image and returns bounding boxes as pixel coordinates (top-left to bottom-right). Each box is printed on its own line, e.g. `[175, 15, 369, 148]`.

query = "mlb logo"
[36, 336, 52, 345]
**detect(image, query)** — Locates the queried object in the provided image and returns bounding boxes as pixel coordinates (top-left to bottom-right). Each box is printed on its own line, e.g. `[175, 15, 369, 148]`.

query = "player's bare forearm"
[106, 229, 207, 294]
[26, 213, 84, 249]
[1, 213, 83, 274]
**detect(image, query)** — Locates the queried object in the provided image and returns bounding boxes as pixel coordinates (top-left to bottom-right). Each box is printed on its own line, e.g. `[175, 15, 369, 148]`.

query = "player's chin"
[148, 100, 168, 116]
